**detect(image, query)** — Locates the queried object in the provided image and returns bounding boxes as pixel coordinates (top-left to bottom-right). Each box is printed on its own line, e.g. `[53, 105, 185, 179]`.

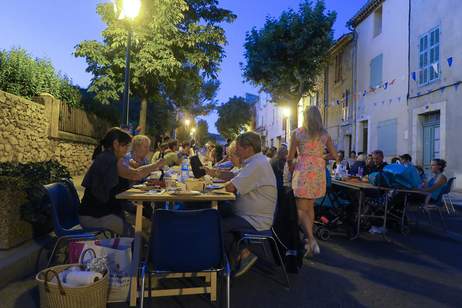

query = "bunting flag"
[363, 90, 367, 96]
[432, 63, 439, 74]
[389, 79, 396, 85]
[383, 82, 388, 90]
[411, 72, 417, 81]
[447, 57, 453, 67]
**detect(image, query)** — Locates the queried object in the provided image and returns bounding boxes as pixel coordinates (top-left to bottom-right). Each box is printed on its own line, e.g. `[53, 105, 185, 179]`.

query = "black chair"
[139, 209, 230, 308]
[235, 196, 291, 289]
[44, 180, 111, 267]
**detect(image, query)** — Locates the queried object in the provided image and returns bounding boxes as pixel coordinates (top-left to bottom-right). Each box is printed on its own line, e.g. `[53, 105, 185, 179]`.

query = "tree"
[215, 96, 253, 140]
[242, 0, 336, 122]
[196, 119, 209, 146]
[0, 48, 81, 107]
[75, 0, 235, 134]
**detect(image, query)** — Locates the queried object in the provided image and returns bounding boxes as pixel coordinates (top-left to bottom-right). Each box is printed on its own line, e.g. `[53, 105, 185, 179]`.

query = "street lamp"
[184, 119, 191, 127]
[281, 107, 291, 142]
[190, 127, 196, 139]
[113, 0, 141, 126]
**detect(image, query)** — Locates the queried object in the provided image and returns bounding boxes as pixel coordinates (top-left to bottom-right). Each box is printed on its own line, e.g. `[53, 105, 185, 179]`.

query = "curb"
[0, 235, 52, 289]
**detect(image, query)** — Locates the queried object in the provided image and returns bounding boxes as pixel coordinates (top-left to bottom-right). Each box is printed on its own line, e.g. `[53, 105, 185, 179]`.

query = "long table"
[331, 179, 391, 239]
[116, 188, 236, 307]
[331, 179, 430, 239]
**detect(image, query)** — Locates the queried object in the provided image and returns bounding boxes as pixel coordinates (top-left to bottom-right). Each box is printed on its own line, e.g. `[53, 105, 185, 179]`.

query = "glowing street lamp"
[281, 107, 291, 142]
[184, 119, 191, 127]
[113, 0, 141, 126]
[190, 127, 196, 137]
[282, 107, 291, 118]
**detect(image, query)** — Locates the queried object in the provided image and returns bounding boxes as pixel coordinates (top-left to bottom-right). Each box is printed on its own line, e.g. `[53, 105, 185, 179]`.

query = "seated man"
[366, 150, 388, 174]
[223, 132, 277, 277]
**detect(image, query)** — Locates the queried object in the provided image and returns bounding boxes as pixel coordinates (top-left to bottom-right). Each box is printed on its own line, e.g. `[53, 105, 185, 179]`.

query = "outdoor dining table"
[331, 179, 392, 240]
[116, 185, 235, 307]
[331, 178, 430, 239]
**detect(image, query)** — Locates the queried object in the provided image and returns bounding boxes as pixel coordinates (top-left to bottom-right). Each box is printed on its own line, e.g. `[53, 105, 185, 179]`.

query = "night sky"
[0, 0, 366, 132]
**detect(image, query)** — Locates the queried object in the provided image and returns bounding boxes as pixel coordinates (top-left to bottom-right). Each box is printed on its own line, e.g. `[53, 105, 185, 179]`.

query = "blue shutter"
[370, 54, 383, 88]
[377, 119, 397, 156]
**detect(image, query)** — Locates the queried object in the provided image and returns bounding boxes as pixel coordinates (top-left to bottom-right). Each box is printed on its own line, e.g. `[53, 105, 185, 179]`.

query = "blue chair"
[44, 180, 111, 268]
[139, 209, 230, 308]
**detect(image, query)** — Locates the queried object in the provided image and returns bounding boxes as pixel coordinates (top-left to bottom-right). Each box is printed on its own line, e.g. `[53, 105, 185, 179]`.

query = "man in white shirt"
[224, 132, 277, 277]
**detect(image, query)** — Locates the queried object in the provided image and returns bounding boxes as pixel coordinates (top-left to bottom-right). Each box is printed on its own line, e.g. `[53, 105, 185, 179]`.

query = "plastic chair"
[419, 179, 455, 231]
[442, 177, 457, 215]
[43, 180, 110, 268]
[139, 209, 230, 308]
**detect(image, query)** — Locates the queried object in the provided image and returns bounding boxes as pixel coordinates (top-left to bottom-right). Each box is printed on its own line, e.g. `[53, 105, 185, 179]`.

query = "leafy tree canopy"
[242, 0, 336, 105]
[195, 119, 209, 146]
[0, 48, 81, 107]
[215, 96, 253, 140]
[75, 0, 235, 133]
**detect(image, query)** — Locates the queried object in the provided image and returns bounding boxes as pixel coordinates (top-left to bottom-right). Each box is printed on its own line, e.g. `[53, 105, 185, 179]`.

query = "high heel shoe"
[310, 240, 320, 255]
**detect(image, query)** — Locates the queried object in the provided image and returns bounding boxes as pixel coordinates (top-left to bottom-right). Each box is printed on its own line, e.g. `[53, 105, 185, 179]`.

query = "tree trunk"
[139, 96, 148, 134]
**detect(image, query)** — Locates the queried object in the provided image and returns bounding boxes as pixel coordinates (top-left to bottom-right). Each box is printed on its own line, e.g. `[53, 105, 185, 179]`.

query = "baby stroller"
[314, 172, 353, 240]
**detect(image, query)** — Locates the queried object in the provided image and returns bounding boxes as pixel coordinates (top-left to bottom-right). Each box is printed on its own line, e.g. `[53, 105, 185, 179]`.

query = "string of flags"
[328, 56, 458, 107]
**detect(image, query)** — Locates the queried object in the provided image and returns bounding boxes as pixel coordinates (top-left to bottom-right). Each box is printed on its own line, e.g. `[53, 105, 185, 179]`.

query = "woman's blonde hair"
[132, 134, 151, 149]
[303, 106, 325, 137]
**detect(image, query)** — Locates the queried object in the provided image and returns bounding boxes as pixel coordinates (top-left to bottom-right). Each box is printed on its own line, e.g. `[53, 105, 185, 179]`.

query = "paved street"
[2, 229, 462, 308]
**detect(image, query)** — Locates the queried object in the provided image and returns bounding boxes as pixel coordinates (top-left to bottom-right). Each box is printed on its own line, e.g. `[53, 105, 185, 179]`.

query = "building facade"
[408, 0, 462, 189]
[317, 34, 355, 154]
[254, 97, 287, 148]
[350, 0, 410, 159]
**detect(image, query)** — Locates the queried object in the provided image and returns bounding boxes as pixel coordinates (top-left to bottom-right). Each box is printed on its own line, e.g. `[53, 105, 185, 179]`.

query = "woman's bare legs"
[296, 198, 319, 254]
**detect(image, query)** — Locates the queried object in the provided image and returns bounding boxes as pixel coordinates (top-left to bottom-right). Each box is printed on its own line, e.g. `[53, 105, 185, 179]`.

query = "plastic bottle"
[180, 158, 189, 183]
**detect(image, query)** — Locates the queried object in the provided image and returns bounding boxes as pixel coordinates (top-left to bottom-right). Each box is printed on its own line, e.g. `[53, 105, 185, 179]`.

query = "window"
[377, 119, 397, 156]
[373, 6, 383, 37]
[309, 92, 317, 106]
[419, 27, 440, 85]
[334, 52, 343, 83]
[370, 54, 383, 88]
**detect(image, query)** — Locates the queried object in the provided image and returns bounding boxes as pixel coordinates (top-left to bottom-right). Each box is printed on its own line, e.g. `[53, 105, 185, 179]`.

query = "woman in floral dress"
[287, 106, 337, 255]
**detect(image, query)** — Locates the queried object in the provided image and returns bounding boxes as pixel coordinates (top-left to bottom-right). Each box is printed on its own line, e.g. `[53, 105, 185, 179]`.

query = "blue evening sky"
[0, 0, 365, 133]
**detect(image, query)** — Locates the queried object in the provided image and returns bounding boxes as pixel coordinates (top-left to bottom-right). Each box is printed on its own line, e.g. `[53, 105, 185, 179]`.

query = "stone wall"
[0, 90, 96, 175]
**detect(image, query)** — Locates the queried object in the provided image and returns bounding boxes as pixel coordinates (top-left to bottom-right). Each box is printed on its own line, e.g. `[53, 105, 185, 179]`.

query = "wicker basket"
[36, 264, 109, 308]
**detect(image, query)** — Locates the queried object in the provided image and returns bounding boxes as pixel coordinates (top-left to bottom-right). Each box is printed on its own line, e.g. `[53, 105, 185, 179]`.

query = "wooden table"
[116, 188, 236, 307]
[331, 179, 391, 239]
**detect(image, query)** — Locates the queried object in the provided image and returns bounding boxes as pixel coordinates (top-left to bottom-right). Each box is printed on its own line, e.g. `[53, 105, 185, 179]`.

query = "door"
[422, 112, 440, 173]
[362, 121, 368, 153]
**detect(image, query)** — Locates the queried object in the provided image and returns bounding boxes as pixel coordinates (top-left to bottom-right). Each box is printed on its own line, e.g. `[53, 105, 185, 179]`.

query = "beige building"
[315, 33, 355, 155]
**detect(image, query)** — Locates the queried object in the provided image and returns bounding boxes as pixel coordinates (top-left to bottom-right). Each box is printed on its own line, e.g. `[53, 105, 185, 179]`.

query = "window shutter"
[370, 54, 383, 88]
[377, 119, 397, 156]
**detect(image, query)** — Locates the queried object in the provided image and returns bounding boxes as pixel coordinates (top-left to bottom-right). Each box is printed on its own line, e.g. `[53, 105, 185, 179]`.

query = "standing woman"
[287, 106, 337, 255]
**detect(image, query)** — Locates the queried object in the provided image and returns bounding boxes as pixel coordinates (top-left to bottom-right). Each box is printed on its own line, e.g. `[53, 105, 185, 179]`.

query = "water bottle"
[180, 158, 189, 183]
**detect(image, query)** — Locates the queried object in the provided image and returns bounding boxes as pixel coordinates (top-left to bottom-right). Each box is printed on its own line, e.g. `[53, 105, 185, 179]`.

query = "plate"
[169, 190, 202, 196]
[206, 184, 223, 190]
[210, 190, 229, 195]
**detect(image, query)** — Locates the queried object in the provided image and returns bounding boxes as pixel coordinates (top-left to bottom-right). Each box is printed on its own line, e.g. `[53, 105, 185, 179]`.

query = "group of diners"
[333, 148, 448, 201]
[77, 105, 450, 279]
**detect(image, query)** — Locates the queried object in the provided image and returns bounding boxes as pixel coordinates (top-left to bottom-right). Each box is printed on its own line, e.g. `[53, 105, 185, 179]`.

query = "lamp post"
[282, 107, 291, 143]
[114, 0, 141, 126]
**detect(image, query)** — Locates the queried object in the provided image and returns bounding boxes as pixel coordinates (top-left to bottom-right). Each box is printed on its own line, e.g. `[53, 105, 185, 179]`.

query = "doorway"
[422, 112, 440, 173]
